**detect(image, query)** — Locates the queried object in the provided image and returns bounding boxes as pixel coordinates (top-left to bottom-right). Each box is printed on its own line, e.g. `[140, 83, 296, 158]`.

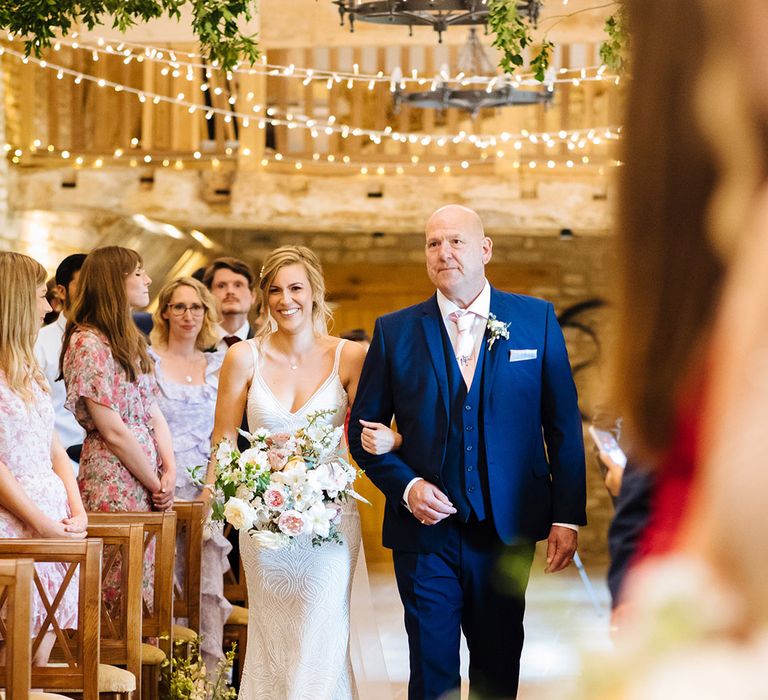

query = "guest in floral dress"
[149, 276, 232, 669]
[61, 246, 177, 609]
[0, 252, 87, 664]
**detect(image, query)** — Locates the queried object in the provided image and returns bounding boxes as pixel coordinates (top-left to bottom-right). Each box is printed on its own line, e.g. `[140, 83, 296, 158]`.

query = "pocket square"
[509, 349, 537, 362]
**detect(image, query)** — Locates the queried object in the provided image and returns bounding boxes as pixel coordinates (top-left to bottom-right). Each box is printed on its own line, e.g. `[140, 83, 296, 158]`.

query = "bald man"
[349, 205, 586, 699]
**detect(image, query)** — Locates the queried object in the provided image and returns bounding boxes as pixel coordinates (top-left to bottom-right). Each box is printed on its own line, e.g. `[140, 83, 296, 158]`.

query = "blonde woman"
[206, 246, 399, 699]
[0, 252, 86, 663]
[149, 276, 232, 669]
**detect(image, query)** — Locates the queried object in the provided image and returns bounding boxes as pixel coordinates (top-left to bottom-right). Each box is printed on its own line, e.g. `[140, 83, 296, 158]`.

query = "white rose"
[223, 497, 255, 531]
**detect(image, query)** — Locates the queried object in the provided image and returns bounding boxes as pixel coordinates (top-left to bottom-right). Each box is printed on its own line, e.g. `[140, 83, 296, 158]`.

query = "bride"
[206, 245, 393, 699]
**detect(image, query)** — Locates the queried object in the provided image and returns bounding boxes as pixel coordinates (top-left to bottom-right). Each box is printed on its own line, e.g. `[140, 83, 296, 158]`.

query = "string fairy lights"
[28, 32, 619, 91]
[4, 140, 622, 176]
[1, 44, 621, 153]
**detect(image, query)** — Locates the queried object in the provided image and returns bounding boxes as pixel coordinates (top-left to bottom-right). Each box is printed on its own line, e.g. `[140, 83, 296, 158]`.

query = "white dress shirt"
[402, 282, 577, 532]
[215, 321, 251, 352]
[34, 314, 86, 451]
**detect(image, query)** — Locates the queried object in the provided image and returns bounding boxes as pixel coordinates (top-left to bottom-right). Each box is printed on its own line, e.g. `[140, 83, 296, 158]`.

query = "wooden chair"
[88, 512, 176, 700]
[171, 501, 203, 643]
[0, 558, 76, 700]
[0, 540, 101, 700]
[0, 558, 34, 699]
[86, 522, 145, 698]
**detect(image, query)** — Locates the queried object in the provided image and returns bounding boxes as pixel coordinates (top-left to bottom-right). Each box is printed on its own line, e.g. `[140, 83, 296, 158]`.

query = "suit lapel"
[482, 287, 507, 408]
[420, 296, 450, 419]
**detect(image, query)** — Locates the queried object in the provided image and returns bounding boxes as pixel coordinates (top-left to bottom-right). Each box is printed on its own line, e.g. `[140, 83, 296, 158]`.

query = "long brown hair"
[61, 246, 153, 382]
[613, 0, 725, 457]
[150, 277, 220, 351]
[0, 252, 48, 401]
[255, 246, 333, 342]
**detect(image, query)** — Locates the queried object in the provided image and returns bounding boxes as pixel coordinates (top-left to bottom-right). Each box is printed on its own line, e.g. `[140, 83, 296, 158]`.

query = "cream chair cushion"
[173, 623, 197, 642]
[141, 641, 167, 666]
[226, 604, 248, 626]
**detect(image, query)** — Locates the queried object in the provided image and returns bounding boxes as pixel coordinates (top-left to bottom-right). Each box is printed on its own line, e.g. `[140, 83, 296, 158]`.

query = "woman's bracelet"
[201, 483, 215, 492]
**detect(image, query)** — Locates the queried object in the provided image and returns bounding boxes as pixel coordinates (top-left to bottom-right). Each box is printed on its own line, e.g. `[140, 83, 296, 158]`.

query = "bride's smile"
[268, 262, 313, 331]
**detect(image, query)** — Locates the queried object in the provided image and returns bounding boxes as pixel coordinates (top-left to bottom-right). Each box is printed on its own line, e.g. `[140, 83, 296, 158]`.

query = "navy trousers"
[393, 518, 535, 700]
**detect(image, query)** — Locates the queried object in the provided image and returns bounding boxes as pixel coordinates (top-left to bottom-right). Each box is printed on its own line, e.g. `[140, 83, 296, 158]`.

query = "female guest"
[150, 276, 232, 669]
[0, 252, 87, 663]
[62, 246, 176, 606]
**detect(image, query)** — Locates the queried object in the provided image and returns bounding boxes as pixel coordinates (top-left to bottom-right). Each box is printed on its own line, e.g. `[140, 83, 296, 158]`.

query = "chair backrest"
[86, 522, 144, 691]
[0, 539, 102, 700]
[223, 522, 247, 605]
[88, 511, 176, 658]
[0, 558, 34, 699]
[172, 501, 204, 633]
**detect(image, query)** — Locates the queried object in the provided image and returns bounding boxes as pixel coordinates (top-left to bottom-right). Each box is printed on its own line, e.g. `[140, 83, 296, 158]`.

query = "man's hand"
[407, 480, 457, 525]
[545, 525, 577, 573]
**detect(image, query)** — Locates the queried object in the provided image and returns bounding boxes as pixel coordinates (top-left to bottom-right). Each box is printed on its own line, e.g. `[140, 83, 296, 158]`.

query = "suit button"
[466, 445, 473, 452]
[467, 465, 474, 472]
[464, 405, 471, 411]
[465, 425, 473, 431]
[468, 486, 476, 493]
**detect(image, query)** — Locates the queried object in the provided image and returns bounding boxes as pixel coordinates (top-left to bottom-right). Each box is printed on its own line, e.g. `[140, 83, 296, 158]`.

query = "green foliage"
[599, 5, 629, 73]
[530, 39, 553, 83]
[488, 0, 530, 74]
[488, 0, 552, 82]
[0, 0, 259, 71]
[162, 635, 237, 700]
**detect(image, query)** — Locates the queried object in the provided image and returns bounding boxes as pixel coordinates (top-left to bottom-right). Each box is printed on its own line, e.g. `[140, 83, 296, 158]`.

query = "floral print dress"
[0, 372, 79, 634]
[63, 328, 159, 609]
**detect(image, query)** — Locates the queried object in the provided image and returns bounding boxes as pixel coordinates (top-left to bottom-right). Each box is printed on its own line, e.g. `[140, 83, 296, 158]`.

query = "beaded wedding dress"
[239, 339, 387, 700]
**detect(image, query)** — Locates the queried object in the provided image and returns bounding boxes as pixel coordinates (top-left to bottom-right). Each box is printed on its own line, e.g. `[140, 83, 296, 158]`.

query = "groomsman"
[349, 205, 586, 699]
[204, 257, 257, 351]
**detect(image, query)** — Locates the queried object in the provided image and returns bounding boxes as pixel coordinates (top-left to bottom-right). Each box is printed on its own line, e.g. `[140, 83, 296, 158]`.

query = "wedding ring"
[420, 519, 427, 525]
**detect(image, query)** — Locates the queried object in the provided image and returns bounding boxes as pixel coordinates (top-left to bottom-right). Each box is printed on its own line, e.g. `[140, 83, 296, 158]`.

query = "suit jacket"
[349, 287, 586, 552]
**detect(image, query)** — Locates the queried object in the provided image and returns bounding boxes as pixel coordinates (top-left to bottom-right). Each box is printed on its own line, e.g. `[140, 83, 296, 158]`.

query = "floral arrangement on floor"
[209, 408, 369, 549]
[162, 636, 237, 700]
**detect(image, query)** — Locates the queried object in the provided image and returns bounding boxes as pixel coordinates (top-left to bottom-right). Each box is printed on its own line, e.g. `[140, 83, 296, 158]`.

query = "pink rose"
[277, 510, 306, 536]
[267, 447, 290, 471]
[267, 432, 291, 448]
[263, 486, 287, 510]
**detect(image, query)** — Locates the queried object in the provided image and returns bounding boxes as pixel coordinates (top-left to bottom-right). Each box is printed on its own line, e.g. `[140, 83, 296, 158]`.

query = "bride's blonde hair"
[0, 252, 48, 401]
[255, 246, 333, 341]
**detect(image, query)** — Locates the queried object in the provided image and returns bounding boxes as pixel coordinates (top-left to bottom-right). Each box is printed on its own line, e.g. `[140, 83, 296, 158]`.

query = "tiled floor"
[368, 543, 612, 699]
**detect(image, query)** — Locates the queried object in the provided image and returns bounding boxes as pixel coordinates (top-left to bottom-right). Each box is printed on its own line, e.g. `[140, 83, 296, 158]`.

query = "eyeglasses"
[167, 303, 205, 317]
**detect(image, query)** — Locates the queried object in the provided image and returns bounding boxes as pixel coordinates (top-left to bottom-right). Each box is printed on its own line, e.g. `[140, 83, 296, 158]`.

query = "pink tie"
[449, 311, 475, 388]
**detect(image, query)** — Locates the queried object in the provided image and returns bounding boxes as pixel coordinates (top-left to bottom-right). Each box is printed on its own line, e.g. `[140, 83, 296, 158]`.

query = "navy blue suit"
[349, 287, 586, 699]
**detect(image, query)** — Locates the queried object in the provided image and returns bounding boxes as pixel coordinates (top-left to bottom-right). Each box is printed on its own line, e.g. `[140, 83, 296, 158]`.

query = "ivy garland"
[0, 0, 259, 71]
[599, 4, 629, 73]
[488, 0, 553, 81]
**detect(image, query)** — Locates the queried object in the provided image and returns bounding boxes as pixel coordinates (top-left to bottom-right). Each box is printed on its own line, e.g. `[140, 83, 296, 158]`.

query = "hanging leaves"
[0, 0, 260, 71]
[599, 5, 629, 73]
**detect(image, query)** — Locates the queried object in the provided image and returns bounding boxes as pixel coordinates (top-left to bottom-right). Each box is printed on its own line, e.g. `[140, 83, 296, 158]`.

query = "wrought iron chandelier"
[393, 28, 553, 117]
[331, 1, 542, 42]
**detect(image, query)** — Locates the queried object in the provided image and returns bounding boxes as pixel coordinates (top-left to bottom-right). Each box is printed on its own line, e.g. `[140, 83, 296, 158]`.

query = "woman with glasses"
[149, 276, 232, 669]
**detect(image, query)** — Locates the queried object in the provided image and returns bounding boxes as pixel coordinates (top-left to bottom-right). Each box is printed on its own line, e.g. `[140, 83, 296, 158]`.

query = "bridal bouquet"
[209, 408, 368, 549]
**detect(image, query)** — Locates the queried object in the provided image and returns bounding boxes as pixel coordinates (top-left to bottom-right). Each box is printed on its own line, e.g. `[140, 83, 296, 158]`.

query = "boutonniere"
[486, 313, 510, 351]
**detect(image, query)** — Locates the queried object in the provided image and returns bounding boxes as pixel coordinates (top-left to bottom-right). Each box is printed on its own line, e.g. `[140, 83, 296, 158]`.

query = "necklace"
[289, 361, 299, 370]
[185, 375, 193, 383]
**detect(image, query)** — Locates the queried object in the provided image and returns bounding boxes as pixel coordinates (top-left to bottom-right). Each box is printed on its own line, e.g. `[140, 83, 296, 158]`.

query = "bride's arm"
[341, 340, 403, 455]
[203, 342, 255, 491]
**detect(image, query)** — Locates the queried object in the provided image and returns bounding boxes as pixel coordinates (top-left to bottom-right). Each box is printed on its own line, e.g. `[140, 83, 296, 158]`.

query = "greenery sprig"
[599, 4, 629, 73]
[0, 0, 259, 71]
[488, 0, 552, 82]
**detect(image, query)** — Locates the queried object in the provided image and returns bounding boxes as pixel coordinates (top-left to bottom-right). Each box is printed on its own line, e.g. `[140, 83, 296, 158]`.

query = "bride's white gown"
[239, 339, 361, 700]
